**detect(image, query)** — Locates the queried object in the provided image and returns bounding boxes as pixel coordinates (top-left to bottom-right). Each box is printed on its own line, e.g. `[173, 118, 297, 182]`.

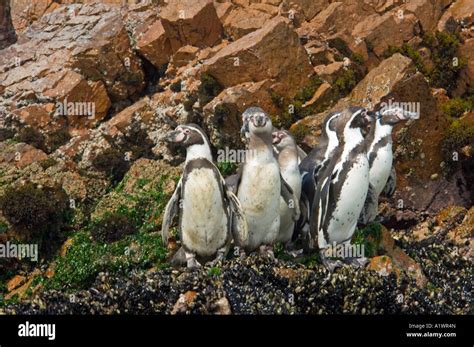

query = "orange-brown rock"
[171, 290, 198, 314]
[203, 79, 280, 148]
[0, 143, 48, 168]
[0, 0, 16, 49]
[136, 19, 172, 68]
[223, 7, 272, 40]
[453, 38, 474, 97]
[161, 0, 223, 52]
[203, 17, 313, 100]
[0, 3, 144, 137]
[437, 0, 474, 34]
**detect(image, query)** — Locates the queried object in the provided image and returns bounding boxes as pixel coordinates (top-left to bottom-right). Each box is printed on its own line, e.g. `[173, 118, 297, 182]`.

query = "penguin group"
[162, 105, 419, 269]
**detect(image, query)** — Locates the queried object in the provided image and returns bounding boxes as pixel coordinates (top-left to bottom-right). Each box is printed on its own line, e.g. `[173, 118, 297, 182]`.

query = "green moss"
[92, 148, 130, 185]
[213, 103, 234, 125]
[271, 76, 323, 129]
[352, 222, 382, 257]
[333, 68, 358, 97]
[39, 157, 58, 170]
[217, 160, 237, 177]
[198, 73, 223, 106]
[441, 119, 474, 166]
[386, 44, 428, 75]
[15, 127, 45, 151]
[91, 212, 137, 243]
[46, 228, 168, 291]
[441, 97, 473, 119]
[183, 94, 198, 112]
[207, 266, 222, 278]
[289, 122, 311, 144]
[45, 128, 71, 153]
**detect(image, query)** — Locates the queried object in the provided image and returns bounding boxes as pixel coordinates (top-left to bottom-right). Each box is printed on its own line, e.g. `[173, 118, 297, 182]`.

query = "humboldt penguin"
[359, 106, 419, 225]
[162, 124, 248, 268]
[272, 130, 302, 245]
[234, 107, 300, 254]
[309, 107, 371, 268]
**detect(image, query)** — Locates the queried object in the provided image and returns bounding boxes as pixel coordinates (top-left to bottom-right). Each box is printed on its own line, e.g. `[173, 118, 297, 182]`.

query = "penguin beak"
[272, 133, 280, 144]
[165, 129, 186, 143]
[240, 121, 249, 136]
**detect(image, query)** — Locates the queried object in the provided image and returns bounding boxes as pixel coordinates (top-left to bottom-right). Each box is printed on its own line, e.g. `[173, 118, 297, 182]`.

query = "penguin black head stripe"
[165, 124, 210, 148]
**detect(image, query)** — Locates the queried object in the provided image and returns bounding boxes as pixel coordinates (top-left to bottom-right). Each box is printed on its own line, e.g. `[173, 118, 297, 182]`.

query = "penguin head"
[272, 130, 296, 150]
[378, 106, 420, 126]
[243, 107, 272, 135]
[347, 108, 370, 132]
[165, 124, 209, 148]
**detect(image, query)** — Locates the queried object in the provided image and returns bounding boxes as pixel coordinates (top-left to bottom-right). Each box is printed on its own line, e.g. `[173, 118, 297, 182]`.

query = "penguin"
[161, 124, 248, 268]
[240, 113, 307, 163]
[309, 107, 371, 268]
[359, 106, 419, 225]
[234, 107, 300, 254]
[272, 130, 302, 245]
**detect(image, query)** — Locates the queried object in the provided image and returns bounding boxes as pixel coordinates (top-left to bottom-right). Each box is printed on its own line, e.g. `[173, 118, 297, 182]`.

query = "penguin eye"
[184, 129, 191, 135]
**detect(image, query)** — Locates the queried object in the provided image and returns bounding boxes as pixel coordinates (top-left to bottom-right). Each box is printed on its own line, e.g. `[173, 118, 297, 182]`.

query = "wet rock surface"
[3, 223, 471, 315]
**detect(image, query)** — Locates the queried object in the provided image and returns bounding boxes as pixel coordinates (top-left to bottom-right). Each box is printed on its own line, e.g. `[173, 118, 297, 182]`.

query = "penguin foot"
[185, 252, 201, 269]
[259, 245, 275, 259]
[210, 250, 226, 267]
[344, 256, 369, 268]
[320, 251, 343, 272]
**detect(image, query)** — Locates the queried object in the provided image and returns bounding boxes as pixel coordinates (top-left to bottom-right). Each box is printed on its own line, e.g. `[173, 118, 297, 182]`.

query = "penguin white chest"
[181, 168, 228, 256]
[324, 155, 370, 245]
[238, 159, 281, 249]
[370, 143, 393, 196]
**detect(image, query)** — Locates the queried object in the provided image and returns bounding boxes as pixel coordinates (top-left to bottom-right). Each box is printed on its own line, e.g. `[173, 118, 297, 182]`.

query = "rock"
[223, 7, 272, 40]
[453, 38, 474, 97]
[368, 255, 399, 277]
[6, 275, 26, 292]
[446, 206, 473, 260]
[314, 61, 345, 83]
[202, 79, 279, 148]
[171, 290, 198, 314]
[437, 0, 474, 33]
[302, 82, 333, 107]
[135, 19, 172, 68]
[203, 17, 313, 99]
[212, 297, 232, 315]
[0, 3, 144, 137]
[0, 0, 16, 49]
[0, 143, 48, 168]
[160, 0, 223, 52]
[170, 45, 200, 68]
[378, 227, 428, 288]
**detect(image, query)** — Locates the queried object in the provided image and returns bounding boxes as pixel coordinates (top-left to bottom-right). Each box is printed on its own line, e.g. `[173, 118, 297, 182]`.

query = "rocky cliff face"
[0, 0, 472, 313]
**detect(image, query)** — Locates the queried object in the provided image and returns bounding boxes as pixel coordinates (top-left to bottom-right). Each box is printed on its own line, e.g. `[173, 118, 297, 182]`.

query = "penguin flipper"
[359, 183, 378, 226]
[161, 178, 182, 246]
[382, 165, 396, 197]
[311, 168, 337, 246]
[224, 164, 242, 194]
[280, 174, 301, 221]
[226, 190, 248, 248]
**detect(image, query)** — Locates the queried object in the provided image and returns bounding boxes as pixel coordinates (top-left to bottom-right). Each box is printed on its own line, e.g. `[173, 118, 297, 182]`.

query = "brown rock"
[378, 227, 427, 287]
[314, 61, 345, 83]
[170, 45, 200, 68]
[368, 255, 400, 277]
[161, 0, 223, 52]
[223, 7, 272, 40]
[453, 38, 474, 97]
[136, 19, 172, 68]
[0, 0, 16, 49]
[212, 297, 232, 315]
[203, 17, 313, 100]
[0, 3, 144, 138]
[0, 143, 48, 168]
[446, 206, 474, 260]
[437, 0, 474, 33]
[202, 79, 279, 148]
[171, 290, 198, 314]
[6, 275, 26, 292]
